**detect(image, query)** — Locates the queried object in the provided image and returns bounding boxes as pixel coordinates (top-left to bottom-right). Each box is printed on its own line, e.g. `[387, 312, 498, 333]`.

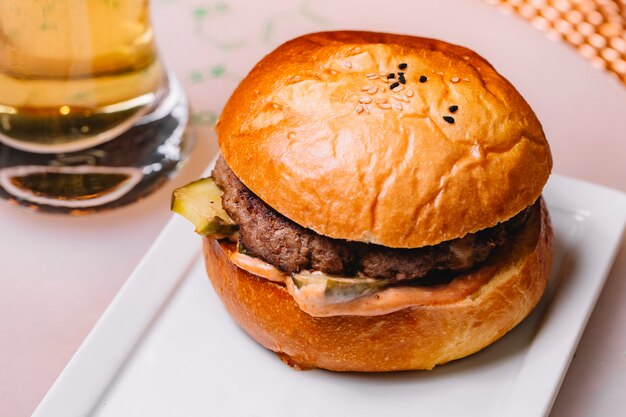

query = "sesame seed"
[406, 89, 414, 97]
[397, 94, 409, 102]
[344, 61, 352, 68]
[398, 72, 404, 76]
[366, 74, 378, 79]
[363, 104, 371, 113]
[387, 73, 395, 79]
[394, 102, 403, 110]
[378, 71, 387, 76]
[390, 82, 400, 90]
[449, 105, 458, 113]
[419, 75, 427, 83]
[443, 116, 455, 124]
[378, 102, 392, 109]
[367, 86, 377, 94]
[451, 76, 460, 83]
[398, 74, 406, 84]
[392, 84, 404, 92]
[359, 96, 372, 104]
[361, 85, 372, 91]
[272, 103, 280, 109]
[365, 73, 376, 77]
[356, 104, 364, 114]
[399, 63, 407, 69]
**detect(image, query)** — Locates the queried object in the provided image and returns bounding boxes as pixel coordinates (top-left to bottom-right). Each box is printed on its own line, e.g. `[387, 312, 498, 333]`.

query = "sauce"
[229, 251, 287, 283]
[227, 245, 493, 317]
[285, 270, 492, 317]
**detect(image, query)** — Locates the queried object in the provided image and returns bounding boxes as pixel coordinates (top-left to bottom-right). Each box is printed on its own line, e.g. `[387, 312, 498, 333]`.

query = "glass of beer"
[0, 0, 194, 213]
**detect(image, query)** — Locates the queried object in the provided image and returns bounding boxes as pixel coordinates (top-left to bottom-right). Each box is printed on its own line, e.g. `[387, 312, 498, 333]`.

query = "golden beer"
[0, 0, 164, 152]
[0, 0, 193, 213]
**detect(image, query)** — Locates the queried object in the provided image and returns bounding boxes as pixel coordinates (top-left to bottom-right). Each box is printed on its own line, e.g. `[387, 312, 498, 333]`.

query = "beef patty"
[213, 157, 531, 281]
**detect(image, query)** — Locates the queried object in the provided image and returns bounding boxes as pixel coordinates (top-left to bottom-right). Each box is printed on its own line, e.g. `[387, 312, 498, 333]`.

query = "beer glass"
[0, 0, 193, 213]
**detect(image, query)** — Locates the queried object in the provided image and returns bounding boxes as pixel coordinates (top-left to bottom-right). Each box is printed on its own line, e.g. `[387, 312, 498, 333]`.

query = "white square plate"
[33, 173, 626, 417]
[31, 0, 626, 414]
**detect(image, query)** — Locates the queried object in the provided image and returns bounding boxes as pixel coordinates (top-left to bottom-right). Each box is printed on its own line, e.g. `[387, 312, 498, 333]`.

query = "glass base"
[0, 72, 194, 214]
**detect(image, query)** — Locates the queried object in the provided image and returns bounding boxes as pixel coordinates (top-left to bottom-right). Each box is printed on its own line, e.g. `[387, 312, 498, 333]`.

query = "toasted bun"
[203, 199, 552, 371]
[217, 31, 552, 248]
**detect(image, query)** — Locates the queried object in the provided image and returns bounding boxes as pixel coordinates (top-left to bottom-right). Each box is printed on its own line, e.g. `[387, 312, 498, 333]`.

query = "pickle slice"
[236, 240, 252, 256]
[292, 271, 388, 303]
[171, 177, 237, 237]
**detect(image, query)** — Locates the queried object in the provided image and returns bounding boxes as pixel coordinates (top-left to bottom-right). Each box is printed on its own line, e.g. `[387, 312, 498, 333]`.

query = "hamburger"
[172, 31, 553, 371]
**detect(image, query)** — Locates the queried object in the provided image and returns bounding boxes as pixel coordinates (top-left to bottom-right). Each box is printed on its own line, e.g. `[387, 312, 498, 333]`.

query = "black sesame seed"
[419, 75, 427, 83]
[449, 105, 458, 113]
[387, 73, 395, 79]
[443, 116, 455, 124]
[398, 74, 406, 84]
[398, 72, 404, 76]
[390, 82, 400, 90]
[399, 63, 407, 69]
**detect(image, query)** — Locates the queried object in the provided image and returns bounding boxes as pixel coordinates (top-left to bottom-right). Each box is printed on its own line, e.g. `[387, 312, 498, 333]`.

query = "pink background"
[1, 1, 625, 416]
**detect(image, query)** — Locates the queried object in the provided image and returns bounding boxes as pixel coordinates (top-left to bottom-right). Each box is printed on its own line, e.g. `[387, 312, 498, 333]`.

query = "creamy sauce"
[226, 245, 493, 317]
[229, 251, 287, 283]
[285, 271, 492, 317]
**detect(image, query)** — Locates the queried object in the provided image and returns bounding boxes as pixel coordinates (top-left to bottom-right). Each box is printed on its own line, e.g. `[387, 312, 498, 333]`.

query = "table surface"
[1, 1, 625, 416]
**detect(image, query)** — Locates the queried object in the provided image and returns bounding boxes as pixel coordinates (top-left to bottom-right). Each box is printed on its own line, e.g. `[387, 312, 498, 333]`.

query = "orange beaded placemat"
[486, 0, 626, 85]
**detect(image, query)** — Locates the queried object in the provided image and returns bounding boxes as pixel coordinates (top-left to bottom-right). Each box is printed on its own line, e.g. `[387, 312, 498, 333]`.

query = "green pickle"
[292, 272, 388, 303]
[236, 240, 252, 256]
[171, 177, 237, 237]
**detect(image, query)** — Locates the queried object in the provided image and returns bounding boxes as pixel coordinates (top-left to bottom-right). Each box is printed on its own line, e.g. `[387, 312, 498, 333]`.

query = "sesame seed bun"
[203, 199, 553, 371]
[216, 31, 552, 248]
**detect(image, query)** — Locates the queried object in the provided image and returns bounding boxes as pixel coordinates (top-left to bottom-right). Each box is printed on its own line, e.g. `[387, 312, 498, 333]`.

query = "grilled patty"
[213, 157, 530, 281]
